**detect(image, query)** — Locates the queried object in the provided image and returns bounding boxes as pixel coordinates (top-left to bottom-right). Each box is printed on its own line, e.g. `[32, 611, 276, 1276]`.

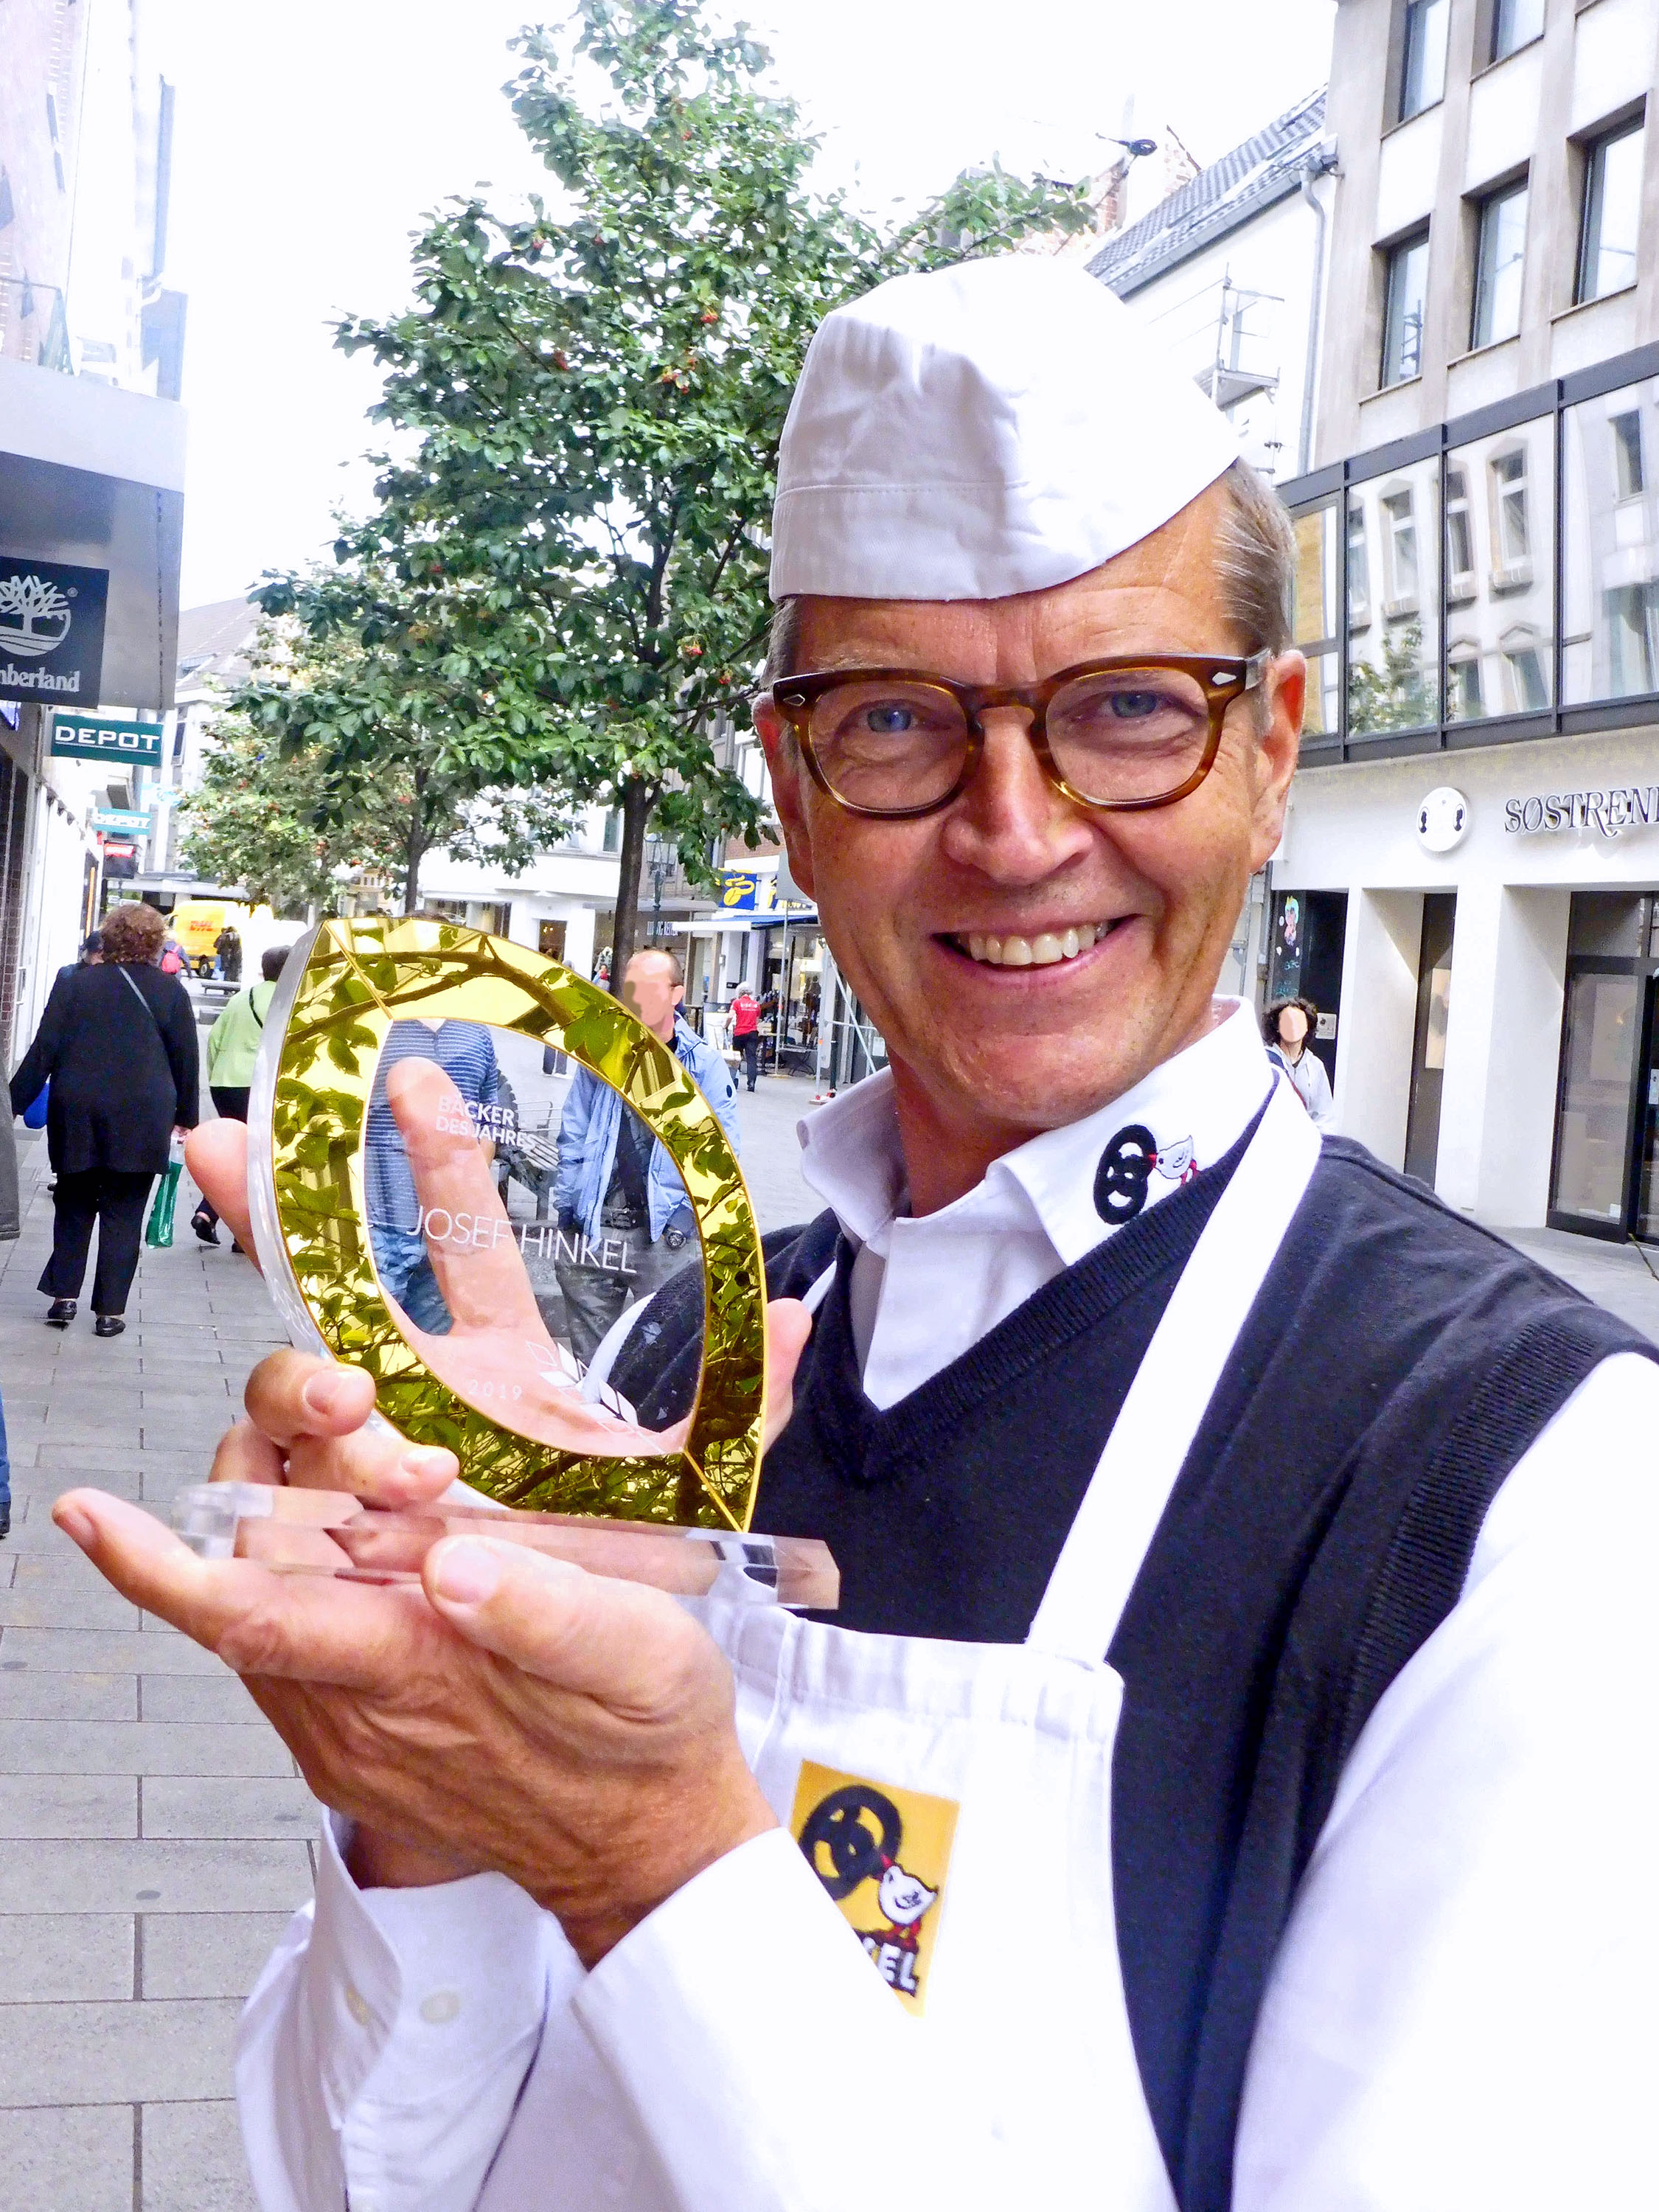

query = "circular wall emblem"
[1416, 786, 1470, 854]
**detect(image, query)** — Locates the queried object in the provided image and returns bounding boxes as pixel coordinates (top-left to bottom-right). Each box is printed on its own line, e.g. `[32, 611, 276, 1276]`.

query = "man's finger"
[243, 1347, 378, 1449]
[422, 1537, 714, 1717]
[186, 1120, 257, 1265]
[52, 1489, 441, 1691]
[386, 1060, 542, 1333]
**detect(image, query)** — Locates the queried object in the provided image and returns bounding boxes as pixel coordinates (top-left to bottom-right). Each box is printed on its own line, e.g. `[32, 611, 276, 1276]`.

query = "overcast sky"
[152, 0, 1336, 609]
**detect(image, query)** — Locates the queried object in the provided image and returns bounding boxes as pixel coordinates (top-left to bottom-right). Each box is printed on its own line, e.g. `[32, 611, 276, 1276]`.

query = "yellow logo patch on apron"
[791, 1761, 959, 2016]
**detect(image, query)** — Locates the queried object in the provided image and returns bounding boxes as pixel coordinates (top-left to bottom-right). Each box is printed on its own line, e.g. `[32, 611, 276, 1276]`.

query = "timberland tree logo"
[0, 571, 73, 658]
[0, 556, 109, 706]
[791, 1764, 959, 2016]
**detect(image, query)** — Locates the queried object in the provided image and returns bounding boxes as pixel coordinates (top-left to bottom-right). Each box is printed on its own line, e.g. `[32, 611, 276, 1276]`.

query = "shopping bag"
[145, 1159, 182, 1249]
[21, 1078, 49, 1130]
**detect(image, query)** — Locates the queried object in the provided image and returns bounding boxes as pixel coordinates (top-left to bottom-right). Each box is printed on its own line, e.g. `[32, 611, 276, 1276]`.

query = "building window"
[1613, 408, 1646, 498]
[1503, 637, 1549, 710]
[602, 807, 621, 852]
[1445, 466, 1476, 597]
[1563, 381, 1659, 703]
[1381, 231, 1430, 386]
[1470, 181, 1528, 349]
[1489, 0, 1545, 62]
[1347, 502, 1371, 625]
[1607, 582, 1659, 695]
[1382, 490, 1420, 610]
[1448, 650, 1484, 717]
[1399, 0, 1450, 120]
[1491, 449, 1532, 571]
[1578, 117, 1645, 303]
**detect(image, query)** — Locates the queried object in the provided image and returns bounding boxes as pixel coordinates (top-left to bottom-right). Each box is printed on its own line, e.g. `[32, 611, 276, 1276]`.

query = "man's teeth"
[963, 924, 1105, 967]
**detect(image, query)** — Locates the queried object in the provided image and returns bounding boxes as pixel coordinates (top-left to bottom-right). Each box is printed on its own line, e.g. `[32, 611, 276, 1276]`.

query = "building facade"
[1275, 0, 1659, 1237]
[0, 0, 185, 1064]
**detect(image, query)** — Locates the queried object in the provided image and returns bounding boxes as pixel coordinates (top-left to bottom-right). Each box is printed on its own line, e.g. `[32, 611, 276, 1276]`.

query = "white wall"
[1334, 888, 1423, 1169]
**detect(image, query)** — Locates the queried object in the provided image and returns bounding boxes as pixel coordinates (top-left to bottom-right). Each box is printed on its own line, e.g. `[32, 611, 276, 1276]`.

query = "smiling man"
[54, 257, 1659, 2211]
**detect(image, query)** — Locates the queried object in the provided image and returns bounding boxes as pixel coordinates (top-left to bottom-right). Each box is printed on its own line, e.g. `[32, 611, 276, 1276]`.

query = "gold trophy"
[173, 917, 835, 1608]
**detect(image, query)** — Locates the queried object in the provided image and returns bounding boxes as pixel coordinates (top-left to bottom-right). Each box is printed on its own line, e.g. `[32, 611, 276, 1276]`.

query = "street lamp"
[645, 835, 673, 945]
[1102, 134, 1158, 160]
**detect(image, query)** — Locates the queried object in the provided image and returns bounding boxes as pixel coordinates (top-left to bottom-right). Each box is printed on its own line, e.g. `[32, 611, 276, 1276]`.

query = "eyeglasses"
[771, 652, 1270, 821]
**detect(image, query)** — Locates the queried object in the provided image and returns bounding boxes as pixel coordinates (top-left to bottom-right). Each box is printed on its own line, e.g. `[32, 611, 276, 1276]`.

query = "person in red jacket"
[730, 986, 762, 1091]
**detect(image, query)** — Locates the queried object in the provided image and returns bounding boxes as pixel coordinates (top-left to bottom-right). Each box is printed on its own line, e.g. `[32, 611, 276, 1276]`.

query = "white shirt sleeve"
[1234, 1349, 1659, 2209]
[235, 1812, 565, 2212]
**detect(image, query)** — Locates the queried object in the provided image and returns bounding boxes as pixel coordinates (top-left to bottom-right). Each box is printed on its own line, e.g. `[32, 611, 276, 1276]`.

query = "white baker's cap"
[769, 255, 1242, 604]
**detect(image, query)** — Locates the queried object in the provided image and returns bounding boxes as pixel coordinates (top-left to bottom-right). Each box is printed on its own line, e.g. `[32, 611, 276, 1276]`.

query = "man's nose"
[937, 707, 1095, 880]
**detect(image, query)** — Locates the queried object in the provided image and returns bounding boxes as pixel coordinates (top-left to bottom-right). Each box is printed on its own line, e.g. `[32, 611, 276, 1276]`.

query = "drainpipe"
[1297, 148, 1339, 476]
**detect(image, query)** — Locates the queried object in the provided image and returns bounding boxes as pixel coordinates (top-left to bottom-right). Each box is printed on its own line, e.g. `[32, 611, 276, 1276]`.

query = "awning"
[674, 917, 753, 935]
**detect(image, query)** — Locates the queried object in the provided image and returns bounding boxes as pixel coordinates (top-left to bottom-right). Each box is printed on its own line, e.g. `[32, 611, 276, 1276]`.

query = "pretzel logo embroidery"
[792, 1764, 959, 2016]
[1093, 1125, 1198, 1224]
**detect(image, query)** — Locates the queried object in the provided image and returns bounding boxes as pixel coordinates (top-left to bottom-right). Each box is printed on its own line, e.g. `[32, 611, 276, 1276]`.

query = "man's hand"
[50, 1492, 776, 1965]
[58, 1089, 812, 1935]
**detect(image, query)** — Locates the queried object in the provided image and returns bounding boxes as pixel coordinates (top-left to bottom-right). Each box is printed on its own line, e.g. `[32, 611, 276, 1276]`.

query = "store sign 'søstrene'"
[1503, 787, 1659, 838]
[0, 556, 110, 706]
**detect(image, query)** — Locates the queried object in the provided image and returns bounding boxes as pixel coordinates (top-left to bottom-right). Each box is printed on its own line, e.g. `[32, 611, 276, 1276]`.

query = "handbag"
[145, 1152, 182, 1248]
[21, 1077, 49, 1130]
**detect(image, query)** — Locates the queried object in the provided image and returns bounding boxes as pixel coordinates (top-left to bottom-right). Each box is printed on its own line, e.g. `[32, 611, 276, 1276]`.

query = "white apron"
[485, 1080, 1320, 2211]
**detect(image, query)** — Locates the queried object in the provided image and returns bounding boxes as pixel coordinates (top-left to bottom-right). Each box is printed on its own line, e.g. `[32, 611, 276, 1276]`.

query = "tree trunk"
[402, 776, 428, 915]
[610, 775, 652, 985]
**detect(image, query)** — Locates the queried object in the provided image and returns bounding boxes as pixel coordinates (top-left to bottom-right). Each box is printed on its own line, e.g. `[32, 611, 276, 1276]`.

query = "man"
[53, 258, 1658, 2209]
[730, 982, 762, 1091]
[554, 945, 739, 1367]
[192, 942, 292, 1248]
[365, 1018, 503, 1335]
[56, 930, 103, 984]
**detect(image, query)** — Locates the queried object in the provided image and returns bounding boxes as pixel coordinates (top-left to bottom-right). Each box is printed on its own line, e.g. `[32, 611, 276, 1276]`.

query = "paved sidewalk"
[0, 1130, 299, 2212]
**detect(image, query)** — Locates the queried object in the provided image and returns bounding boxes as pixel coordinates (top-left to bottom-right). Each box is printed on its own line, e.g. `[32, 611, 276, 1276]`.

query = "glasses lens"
[807, 681, 970, 813]
[1047, 667, 1215, 804]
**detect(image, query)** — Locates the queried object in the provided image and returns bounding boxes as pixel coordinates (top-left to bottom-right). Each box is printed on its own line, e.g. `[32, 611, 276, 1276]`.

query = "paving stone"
[0, 1582, 143, 1630]
[0, 1997, 240, 2104]
[138, 1674, 263, 1725]
[0, 1914, 133, 2001]
[0, 2104, 132, 2212]
[13, 1463, 145, 1500]
[0, 1840, 312, 1916]
[0, 1722, 295, 1778]
[141, 1913, 293, 2000]
[0, 1672, 136, 1722]
[0, 1773, 135, 1838]
[0, 1630, 229, 1676]
[142, 2098, 258, 2212]
[143, 1776, 316, 1840]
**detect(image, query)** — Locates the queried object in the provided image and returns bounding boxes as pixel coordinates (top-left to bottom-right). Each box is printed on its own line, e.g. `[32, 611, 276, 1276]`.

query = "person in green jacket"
[191, 943, 292, 1247]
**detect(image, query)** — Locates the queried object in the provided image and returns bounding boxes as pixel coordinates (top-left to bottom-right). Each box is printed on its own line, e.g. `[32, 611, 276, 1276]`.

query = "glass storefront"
[1290, 502, 1340, 739]
[1443, 419, 1555, 723]
[1562, 376, 1659, 706]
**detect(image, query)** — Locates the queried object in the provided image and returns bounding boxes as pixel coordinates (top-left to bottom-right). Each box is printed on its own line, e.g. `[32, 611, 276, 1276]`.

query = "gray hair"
[763, 458, 1295, 689]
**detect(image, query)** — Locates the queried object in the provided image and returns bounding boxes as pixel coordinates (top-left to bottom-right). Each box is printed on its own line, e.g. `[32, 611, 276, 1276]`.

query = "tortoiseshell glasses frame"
[770, 650, 1273, 821]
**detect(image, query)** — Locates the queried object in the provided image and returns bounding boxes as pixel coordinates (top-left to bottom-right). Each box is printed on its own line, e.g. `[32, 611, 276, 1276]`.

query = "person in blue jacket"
[553, 945, 740, 1367]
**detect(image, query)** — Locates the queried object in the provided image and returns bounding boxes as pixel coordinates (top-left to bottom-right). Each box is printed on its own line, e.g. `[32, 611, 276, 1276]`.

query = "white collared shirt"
[799, 999, 1271, 1407]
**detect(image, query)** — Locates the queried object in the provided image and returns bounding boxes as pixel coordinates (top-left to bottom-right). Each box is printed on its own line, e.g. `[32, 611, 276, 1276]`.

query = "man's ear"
[754, 695, 816, 902]
[1248, 651, 1306, 873]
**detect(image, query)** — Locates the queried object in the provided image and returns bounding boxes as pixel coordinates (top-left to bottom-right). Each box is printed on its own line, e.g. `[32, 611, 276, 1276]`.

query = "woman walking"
[1263, 996, 1336, 1130]
[9, 902, 198, 1336]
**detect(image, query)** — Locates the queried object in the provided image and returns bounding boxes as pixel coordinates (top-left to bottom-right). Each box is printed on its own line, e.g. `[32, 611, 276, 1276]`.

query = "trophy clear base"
[174, 1484, 839, 1611]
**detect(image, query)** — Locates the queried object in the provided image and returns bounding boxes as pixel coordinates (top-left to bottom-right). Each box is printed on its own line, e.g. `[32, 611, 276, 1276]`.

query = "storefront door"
[1548, 895, 1659, 1241]
[1405, 894, 1455, 1186]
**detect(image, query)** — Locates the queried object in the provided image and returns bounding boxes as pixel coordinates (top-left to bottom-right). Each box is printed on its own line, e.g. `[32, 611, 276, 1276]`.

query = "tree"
[183, 608, 576, 914]
[321, 0, 1090, 976]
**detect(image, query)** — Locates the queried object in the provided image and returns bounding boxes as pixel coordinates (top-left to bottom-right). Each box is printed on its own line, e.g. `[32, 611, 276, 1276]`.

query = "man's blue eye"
[1110, 691, 1164, 718]
[863, 706, 917, 734]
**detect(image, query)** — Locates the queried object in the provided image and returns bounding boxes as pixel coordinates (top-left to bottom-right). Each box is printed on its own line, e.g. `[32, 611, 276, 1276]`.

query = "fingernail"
[400, 1447, 454, 1481]
[302, 1371, 350, 1420]
[431, 1540, 504, 1608]
[53, 1503, 94, 1548]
